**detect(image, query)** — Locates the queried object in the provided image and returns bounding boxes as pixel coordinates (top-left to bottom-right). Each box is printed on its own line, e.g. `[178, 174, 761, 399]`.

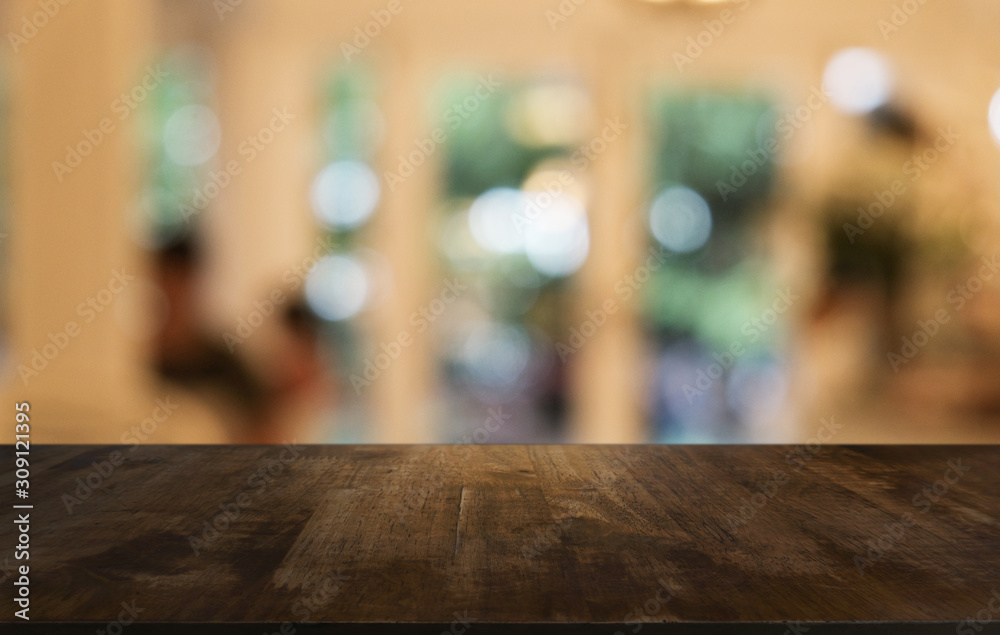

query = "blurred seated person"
[151, 234, 333, 443]
[152, 235, 266, 441]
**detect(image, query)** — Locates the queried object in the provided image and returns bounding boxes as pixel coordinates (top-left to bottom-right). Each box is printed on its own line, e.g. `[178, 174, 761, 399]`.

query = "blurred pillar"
[1, 0, 155, 439]
[205, 3, 436, 443]
[204, 4, 321, 351]
[366, 44, 436, 443]
[568, 43, 645, 443]
[203, 1, 349, 446]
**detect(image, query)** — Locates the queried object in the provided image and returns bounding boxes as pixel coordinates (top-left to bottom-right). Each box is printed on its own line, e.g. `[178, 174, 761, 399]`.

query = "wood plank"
[1, 444, 998, 633]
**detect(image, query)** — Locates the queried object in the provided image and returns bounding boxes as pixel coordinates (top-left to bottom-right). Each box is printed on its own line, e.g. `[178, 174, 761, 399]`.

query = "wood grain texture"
[1, 444, 999, 632]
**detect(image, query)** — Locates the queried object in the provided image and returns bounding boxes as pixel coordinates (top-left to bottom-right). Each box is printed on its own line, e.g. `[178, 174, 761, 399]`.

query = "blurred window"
[433, 75, 596, 443]
[305, 65, 385, 441]
[642, 90, 788, 442]
[138, 47, 220, 247]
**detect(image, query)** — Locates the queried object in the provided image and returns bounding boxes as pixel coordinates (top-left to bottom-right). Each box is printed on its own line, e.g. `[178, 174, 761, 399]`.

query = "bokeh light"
[648, 186, 713, 253]
[304, 254, 369, 321]
[460, 321, 532, 392]
[506, 82, 592, 148]
[467, 188, 527, 254]
[523, 196, 590, 276]
[311, 160, 381, 230]
[822, 47, 893, 115]
[163, 104, 221, 166]
[989, 88, 1000, 146]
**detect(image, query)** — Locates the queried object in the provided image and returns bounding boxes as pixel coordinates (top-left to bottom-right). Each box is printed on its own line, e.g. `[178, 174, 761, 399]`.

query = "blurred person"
[151, 234, 268, 441]
[247, 299, 335, 443]
[152, 234, 337, 442]
[793, 103, 920, 440]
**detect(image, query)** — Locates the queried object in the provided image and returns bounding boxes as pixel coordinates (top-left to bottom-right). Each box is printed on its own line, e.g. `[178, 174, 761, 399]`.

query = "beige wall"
[1, 0, 154, 440]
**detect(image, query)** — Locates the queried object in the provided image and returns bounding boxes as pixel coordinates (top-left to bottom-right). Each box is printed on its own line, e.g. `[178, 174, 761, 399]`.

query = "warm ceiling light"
[637, 0, 739, 4]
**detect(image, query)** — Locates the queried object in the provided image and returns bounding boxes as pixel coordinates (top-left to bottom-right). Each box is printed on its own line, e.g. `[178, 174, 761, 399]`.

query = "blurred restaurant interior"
[3, 0, 1000, 445]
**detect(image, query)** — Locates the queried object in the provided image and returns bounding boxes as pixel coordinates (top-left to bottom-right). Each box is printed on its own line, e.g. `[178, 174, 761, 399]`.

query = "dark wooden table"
[2, 444, 999, 633]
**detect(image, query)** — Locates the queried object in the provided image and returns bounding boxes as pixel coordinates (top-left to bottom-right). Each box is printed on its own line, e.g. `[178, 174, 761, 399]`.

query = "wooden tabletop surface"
[2, 444, 999, 633]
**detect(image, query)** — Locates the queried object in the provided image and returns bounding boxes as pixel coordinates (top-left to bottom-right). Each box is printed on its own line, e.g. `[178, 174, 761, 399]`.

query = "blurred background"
[2, 0, 1000, 445]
